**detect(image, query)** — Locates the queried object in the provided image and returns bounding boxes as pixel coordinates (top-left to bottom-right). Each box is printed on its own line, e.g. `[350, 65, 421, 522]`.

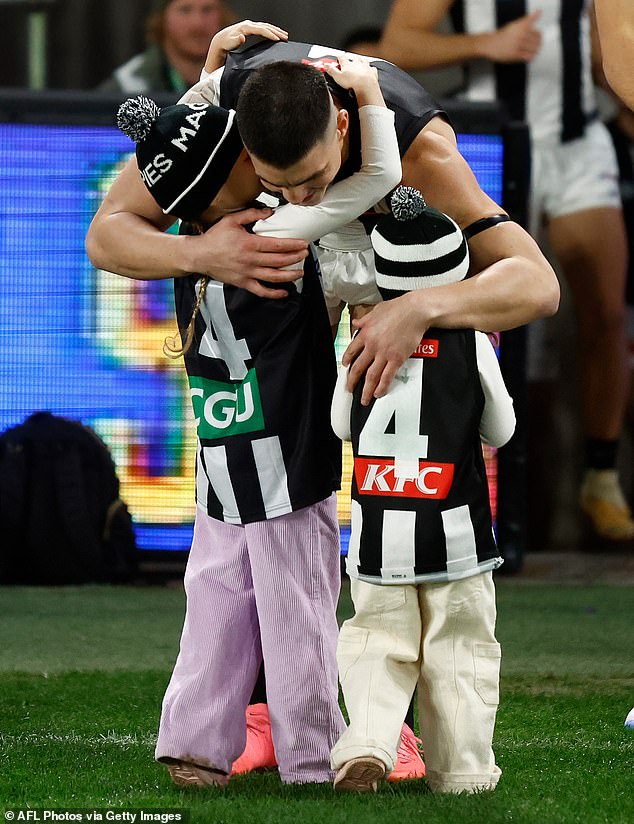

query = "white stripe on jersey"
[441, 504, 479, 580]
[347, 499, 363, 572]
[306, 44, 388, 67]
[202, 444, 242, 524]
[252, 436, 292, 518]
[381, 509, 416, 581]
[462, 0, 497, 103]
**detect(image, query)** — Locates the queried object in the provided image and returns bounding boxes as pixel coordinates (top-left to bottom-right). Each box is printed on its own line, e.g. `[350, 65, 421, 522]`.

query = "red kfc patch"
[354, 458, 454, 498]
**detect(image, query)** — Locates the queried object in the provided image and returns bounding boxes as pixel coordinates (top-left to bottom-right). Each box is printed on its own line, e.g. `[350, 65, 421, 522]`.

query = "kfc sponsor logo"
[411, 338, 439, 358]
[354, 458, 454, 498]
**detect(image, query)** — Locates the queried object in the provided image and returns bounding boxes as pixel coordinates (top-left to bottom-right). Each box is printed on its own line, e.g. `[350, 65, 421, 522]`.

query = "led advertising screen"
[0, 98, 507, 554]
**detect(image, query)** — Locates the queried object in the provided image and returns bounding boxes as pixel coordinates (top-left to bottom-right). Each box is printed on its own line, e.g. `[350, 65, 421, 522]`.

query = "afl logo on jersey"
[354, 458, 454, 498]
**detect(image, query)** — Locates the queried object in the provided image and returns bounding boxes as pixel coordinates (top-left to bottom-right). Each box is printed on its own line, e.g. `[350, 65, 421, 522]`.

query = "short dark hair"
[236, 62, 333, 168]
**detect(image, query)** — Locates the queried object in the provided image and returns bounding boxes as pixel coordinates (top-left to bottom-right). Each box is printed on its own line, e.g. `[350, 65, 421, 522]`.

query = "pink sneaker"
[387, 723, 425, 782]
[231, 703, 277, 775]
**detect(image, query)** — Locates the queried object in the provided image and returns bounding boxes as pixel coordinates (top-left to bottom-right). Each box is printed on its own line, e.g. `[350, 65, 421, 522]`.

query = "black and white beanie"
[371, 186, 469, 299]
[117, 96, 243, 221]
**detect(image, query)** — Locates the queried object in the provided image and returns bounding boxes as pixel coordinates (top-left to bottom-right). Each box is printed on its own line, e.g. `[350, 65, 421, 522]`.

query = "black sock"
[584, 437, 619, 471]
[248, 664, 267, 705]
[405, 698, 415, 730]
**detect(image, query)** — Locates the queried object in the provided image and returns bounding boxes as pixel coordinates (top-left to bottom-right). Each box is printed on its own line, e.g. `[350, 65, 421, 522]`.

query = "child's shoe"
[333, 757, 386, 792]
[580, 469, 634, 541]
[165, 760, 229, 788]
[230, 703, 277, 775]
[387, 722, 426, 782]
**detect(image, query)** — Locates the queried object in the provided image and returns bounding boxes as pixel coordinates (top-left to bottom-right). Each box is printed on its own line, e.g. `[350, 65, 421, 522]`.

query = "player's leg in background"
[547, 201, 632, 540]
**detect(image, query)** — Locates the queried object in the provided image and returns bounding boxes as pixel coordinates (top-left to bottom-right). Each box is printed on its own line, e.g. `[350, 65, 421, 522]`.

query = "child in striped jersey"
[113, 23, 402, 788]
[172, 21, 426, 784]
[330, 187, 515, 794]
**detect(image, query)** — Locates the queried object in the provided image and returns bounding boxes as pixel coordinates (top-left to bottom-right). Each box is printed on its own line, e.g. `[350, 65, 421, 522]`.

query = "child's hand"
[323, 55, 383, 106]
[205, 21, 288, 73]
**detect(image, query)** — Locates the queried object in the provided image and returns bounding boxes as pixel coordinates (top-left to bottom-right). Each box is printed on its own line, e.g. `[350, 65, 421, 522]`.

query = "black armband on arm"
[463, 214, 510, 240]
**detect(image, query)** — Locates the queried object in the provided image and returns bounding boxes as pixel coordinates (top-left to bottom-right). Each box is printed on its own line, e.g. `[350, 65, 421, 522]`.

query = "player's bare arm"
[85, 156, 309, 298]
[344, 122, 559, 404]
[594, 0, 634, 109]
[401, 123, 559, 327]
[379, 0, 542, 70]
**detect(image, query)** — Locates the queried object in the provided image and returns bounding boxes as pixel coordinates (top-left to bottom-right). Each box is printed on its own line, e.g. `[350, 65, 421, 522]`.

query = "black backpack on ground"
[0, 411, 138, 585]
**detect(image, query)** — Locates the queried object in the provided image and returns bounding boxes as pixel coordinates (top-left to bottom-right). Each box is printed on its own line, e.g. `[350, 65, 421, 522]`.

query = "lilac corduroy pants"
[155, 494, 345, 783]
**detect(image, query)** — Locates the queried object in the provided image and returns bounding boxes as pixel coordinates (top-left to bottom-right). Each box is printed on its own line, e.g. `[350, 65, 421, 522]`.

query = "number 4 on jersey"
[358, 359, 428, 477]
[197, 280, 251, 380]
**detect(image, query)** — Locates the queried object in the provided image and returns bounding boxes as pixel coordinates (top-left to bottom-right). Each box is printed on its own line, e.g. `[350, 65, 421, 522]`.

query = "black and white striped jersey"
[347, 328, 502, 584]
[218, 38, 447, 160]
[175, 235, 341, 524]
[451, 0, 596, 143]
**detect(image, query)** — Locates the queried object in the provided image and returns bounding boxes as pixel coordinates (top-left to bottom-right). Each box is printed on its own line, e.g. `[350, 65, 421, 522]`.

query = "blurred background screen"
[0, 94, 510, 555]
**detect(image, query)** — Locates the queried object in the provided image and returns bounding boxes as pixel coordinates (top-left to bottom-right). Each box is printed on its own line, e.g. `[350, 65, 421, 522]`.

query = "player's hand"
[186, 208, 308, 299]
[481, 10, 542, 63]
[343, 292, 429, 404]
[204, 21, 288, 72]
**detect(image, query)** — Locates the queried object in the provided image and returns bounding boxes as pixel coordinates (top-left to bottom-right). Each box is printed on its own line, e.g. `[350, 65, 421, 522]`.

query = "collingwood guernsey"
[347, 328, 503, 584]
[176, 238, 341, 525]
[330, 187, 516, 585]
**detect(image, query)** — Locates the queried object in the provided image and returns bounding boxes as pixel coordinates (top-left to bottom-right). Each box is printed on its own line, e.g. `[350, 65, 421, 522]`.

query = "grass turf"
[0, 582, 633, 824]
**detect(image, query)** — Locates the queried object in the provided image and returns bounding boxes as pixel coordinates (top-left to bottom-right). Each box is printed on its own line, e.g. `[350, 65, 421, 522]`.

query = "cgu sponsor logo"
[411, 338, 439, 358]
[354, 457, 454, 498]
[189, 369, 264, 439]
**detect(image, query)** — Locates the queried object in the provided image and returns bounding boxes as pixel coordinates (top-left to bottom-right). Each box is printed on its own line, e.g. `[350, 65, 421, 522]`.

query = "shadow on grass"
[221, 771, 432, 799]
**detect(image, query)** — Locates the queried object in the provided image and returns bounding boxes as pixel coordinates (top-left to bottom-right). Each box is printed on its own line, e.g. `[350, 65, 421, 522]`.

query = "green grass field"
[1, 580, 633, 824]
